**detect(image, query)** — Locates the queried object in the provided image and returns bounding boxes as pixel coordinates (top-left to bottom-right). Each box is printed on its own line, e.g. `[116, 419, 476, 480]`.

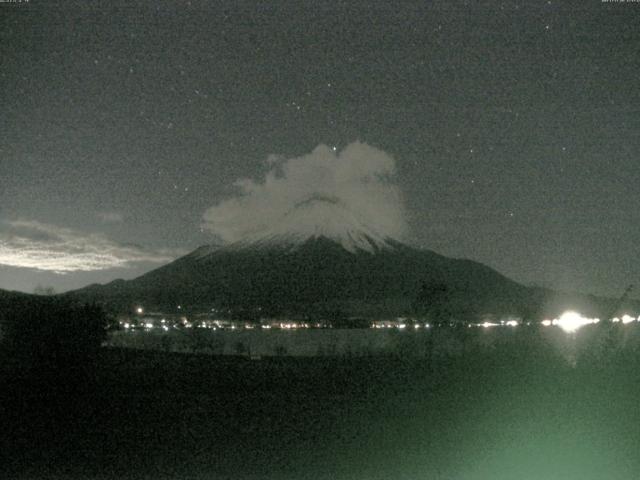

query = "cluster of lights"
[372, 322, 431, 329]
[263, 322, 325, 329]
[123, 319, 330, 331]
[121, 307, 639, 335]
[474, 320, 520, 328]
[279, 322, 310, 329]
[540, 311, 639, 333]
[479, 322, 499, 328]
[474, 312, 640, 333]
[612, 314, 639, 325]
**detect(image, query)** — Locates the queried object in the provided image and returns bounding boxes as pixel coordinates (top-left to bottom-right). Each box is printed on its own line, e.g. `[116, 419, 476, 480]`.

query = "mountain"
[0, 288, 33, 308]
[64, 192, 639, 321]
[231, 194, 398, 254]
[65, 228, 583, 321]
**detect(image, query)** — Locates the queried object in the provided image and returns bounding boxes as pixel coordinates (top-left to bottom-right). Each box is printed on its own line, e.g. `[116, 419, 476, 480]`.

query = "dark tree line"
[1, 297, 108, 372]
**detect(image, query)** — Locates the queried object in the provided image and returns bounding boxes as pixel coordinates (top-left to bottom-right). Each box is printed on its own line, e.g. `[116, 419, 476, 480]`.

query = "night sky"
[1, 0, 639, 297]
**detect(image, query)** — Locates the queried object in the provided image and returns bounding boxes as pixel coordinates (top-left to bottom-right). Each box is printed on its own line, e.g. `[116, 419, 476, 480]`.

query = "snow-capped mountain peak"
[197, 194, 400, 256]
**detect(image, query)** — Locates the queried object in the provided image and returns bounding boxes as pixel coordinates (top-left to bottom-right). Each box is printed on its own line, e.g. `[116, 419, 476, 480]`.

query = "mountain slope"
[67, 234, 549, 320]
[0, 289, 34, 310]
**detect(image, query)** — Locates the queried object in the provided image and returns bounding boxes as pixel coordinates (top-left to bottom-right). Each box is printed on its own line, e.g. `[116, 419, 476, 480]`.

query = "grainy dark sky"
[1, 0, 639, 297]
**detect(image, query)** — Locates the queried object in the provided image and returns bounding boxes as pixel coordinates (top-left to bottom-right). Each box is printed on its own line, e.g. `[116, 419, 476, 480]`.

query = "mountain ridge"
[65, 235, 539, 319]
[32, 234, 640, 321]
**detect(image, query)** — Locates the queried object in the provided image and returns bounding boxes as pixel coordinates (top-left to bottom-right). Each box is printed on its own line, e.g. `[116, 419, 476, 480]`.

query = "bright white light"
[553, 311, 598, 333]
[622, 315, 636, 324]
[398, 324, 406, 329]
[612, 317, 620, 323]
[162, 325, 169, 331]
[145, 322, 154, 329]
[505, 320, 518, 327]
[124, 323, 130, 329]
[136, 307, 143, 314]
[541, 320, 552, 327]
[481, 321, 498, 328]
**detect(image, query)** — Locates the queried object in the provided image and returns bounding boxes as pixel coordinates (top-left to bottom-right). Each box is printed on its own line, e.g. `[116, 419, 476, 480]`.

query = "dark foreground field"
[2, 331, 640, 480]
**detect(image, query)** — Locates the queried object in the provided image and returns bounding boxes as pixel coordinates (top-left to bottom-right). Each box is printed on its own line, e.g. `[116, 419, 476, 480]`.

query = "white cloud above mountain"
[202, 142, 408, 245]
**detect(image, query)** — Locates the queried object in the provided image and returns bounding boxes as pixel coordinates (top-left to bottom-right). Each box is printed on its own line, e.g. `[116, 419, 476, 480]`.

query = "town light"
[481, 321, 498, 328]
[553, 311, 598, 333]
[621, 314, 636, 324]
